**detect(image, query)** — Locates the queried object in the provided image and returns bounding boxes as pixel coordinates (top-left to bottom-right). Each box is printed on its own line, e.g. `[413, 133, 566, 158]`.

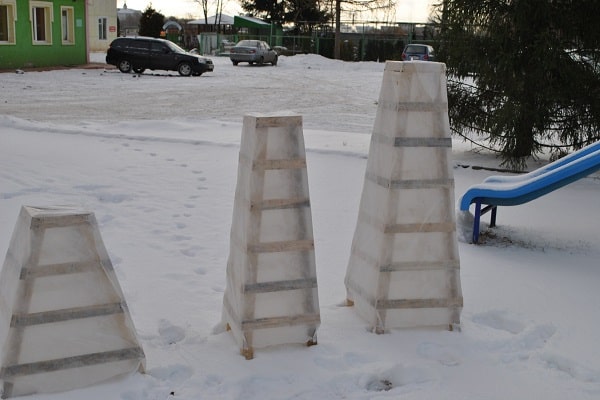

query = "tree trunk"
[512, 113, 535, 158]
[334, 0, 341, 59]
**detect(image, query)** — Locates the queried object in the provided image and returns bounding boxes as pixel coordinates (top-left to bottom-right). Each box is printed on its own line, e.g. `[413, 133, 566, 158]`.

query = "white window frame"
[98, 16, 107, 41]
[0, 0, 17, 45]
[30, 1, 53, 45]
[60, 6, 74, 44]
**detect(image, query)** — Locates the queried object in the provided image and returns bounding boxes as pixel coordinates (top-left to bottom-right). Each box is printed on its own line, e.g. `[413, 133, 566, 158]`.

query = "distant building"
[0, 0, 118, 69]
[88, 0, 119, 53]
[118, 3, 142, 36]
[1, 0, 83, 68]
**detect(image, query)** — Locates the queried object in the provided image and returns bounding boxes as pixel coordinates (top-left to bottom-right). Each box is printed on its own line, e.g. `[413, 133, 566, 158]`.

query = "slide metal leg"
[490, 206, 497, 227]
[473, 202, 482, 244]
[472, 203, 498, 243]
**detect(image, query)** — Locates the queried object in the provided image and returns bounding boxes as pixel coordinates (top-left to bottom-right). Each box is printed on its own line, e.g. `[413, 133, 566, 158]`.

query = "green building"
[0, 0, 88, 69]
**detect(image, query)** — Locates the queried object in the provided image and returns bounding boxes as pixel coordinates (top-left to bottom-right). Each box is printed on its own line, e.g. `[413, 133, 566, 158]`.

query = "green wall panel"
[0, 0, 87, 69]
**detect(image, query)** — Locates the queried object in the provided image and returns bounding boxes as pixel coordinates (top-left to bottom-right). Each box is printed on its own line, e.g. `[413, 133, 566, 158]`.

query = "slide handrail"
[460, 145, 600, 211]
[483, 140, 600, 184]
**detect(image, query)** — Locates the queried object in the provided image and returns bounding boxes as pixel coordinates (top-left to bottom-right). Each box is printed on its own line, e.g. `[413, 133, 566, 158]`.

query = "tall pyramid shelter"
[222, 113, 320, 359]
[0, 206, 145, 398]
[344, 61, 463, 333]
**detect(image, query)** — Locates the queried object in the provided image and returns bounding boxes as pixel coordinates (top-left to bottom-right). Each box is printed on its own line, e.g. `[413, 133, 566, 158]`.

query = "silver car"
[230, 40, 278, 66]
[401, 44, 435, 61]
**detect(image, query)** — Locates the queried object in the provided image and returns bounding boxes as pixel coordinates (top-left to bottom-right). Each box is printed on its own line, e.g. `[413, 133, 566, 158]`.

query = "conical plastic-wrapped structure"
[344, 61, 463, 333]
[0, 206, 145, 398]
[222, 113, 320, 359]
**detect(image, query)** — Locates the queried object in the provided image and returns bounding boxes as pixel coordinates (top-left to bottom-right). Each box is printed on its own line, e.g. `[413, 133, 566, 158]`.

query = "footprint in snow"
[158, 319, 186, 345]
[360, 364, 434, 393]
[472, 309, 526, 334]
[541, 352, 599, 382]
[148, 364, 193, 384]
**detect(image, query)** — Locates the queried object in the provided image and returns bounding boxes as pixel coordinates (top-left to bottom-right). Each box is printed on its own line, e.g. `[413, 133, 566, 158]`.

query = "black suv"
[106, 37, 214, 76]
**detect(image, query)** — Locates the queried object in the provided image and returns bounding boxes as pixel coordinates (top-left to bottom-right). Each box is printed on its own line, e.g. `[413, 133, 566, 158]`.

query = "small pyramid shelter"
[0, 206, 145, 398]
[344, 61, 463, 333]
[222, 113, 320, 359]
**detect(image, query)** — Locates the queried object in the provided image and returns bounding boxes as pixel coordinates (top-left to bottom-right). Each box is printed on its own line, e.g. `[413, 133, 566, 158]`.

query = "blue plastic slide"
[459, 141, 600, 243]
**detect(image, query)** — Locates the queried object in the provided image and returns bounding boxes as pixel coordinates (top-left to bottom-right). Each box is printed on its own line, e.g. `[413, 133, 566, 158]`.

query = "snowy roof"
[117, 8, 140, 16]
[235, 15, 270, 26]
[188, 15, 235, 25]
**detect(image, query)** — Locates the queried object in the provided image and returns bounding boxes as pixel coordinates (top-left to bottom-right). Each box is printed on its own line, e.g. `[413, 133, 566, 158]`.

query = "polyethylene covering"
[222, 113, 320, 358]
[0, 206, 145, 398]
[344, 62, 463, 332]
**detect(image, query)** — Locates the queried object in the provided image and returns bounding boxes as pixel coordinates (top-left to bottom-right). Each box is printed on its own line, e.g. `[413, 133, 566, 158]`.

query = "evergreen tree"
[241, 0, 329, 28]
[434, 0, 600, 169]
[285, 0, 330, 31]
[240, 0, 285, 22]
[138, 4, 166, 38]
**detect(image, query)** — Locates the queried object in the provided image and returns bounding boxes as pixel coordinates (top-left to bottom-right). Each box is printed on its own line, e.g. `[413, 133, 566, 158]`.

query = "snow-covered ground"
[1, 54, 599, 399]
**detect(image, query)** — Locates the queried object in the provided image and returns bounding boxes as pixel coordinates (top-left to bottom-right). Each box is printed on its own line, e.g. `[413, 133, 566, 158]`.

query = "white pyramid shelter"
[222, 113, 320, 359]
[0, 206, 145, 398]
[344, 61, 463, 333]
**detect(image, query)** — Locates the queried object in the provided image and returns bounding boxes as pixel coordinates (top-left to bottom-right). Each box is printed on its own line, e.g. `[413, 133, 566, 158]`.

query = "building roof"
[188, 15, 235, 25]
[188, 15, 271, 29]
[234, 15, 270, 28]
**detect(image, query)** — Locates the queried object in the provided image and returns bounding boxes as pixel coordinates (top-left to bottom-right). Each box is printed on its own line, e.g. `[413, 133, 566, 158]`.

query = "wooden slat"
[248, 239, 314, 254]
[384, 222, 455, 234]
[241, 314, 320, 330]
[0, 347, 144, 379]
[376, 297, 463, 310]
[30, 214, 91, 230]
[389, 179, 454, 190]
[393, 137, 452, 148]
[251, 198, 310, 211]
[372, 134, 449, 147]
[381, 100, 448, 113]
[11, 303, 124, 327]
[253, 158, 306, 170]
[365, 173, 454, 190]
[244, 278, 317, 294]
[346, 279, 464, 311]
[254, 115, 303, 128]
[20, 260, 98, 280]
[380, 260, 460, 272]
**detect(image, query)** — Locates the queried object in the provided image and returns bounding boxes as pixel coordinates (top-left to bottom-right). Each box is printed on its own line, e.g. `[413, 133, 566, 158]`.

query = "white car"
[229, 40, 278, 66]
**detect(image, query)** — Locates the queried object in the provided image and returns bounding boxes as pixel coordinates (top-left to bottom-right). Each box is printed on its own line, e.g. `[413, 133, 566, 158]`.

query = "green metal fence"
[199, 22, 436, 62]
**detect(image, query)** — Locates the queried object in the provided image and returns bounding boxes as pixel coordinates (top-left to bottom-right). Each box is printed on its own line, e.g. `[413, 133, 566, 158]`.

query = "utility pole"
[334, 0, 341, 59]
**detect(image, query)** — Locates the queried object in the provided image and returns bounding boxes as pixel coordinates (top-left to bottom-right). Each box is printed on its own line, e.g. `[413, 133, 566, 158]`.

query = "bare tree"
[194, 0, 227, 31]
[333, 0, 396, 59]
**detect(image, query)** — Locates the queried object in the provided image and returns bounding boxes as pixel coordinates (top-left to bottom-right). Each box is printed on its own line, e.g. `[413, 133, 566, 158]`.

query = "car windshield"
[237, 40, 258, 47]
[406, 46, 427, 54]
[166, 41, 187, 54]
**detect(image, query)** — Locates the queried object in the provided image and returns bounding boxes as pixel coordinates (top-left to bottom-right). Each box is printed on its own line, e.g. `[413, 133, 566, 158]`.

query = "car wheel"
[232, 61, 239, 66]
[133, 67, 145, 74]
[258, 57, 264, 65]
[118, 60, 132, 73]
[178, 62, 192, 77]
[272, 56, 278, 66]
[249, 61, 254, 65]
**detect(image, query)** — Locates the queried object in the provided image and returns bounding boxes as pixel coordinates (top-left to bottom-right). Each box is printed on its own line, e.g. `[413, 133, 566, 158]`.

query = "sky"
[117, 0, 436, 23]
[1, 54, 599, 399]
